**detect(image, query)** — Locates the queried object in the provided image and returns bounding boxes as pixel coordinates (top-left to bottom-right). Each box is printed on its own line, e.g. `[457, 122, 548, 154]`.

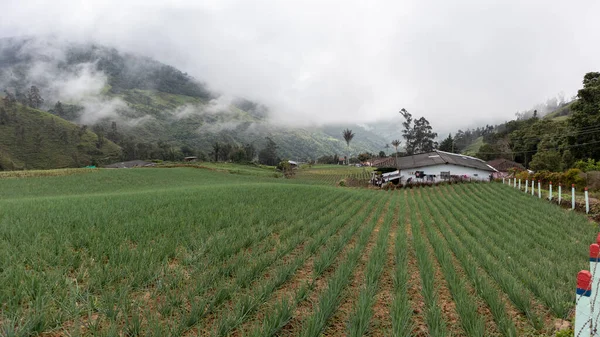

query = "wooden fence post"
[525, 179, 528, 193]
[531, 180, 535, 196]
[576, 270, 593, 337]
[503, 177, 505, 184]
[573, 184, 576, 210]
[514, 178, 517, 188]
[549, 182, 553, 201]
[538, 180, 542, 199]
[518, 179, 521, 190]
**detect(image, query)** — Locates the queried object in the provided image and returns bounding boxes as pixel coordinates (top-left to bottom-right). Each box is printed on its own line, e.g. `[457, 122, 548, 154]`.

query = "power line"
[472, 139, 600, 155]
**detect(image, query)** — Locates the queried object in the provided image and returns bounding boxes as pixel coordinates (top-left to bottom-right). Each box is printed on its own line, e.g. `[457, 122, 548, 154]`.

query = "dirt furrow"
[404, 190, 428, 336]
[369, 197, 400, 335]
[321, 198, 392, 336]
[277, 200, 383, 337]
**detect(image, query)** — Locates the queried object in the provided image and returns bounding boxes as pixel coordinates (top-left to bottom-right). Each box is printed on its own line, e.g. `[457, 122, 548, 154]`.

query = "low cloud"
[2, 1, 600, 131]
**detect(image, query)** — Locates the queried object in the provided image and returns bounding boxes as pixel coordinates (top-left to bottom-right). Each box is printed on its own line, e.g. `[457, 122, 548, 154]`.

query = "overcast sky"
[2, 0, 599, 130]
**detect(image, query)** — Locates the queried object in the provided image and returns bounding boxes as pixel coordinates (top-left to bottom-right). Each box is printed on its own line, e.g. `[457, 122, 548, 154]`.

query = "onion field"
[0, 166, 596, 336]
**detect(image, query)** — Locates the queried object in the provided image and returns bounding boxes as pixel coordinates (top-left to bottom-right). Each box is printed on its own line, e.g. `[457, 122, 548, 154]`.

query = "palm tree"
[342, 128, 355, 165]
[391, 139, 401, 168]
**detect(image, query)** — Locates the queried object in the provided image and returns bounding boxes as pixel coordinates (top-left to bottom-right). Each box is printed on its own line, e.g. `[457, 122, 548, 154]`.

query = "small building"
[184, 156, 198, 162]
[288, 160, 298, 168]
[374, 150, 497, 182]
[486, 158, 525, 178]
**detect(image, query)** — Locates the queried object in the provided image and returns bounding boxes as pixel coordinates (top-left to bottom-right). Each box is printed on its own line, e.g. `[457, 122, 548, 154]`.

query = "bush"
[564, 168, 586, 189]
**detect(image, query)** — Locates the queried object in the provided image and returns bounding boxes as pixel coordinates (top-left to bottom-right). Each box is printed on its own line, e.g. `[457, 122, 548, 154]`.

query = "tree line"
[445, 72, 600, 172]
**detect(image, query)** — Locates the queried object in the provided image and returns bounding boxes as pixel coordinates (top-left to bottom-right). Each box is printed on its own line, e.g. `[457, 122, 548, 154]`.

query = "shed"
[184, 156, 198, 162]
[486, 158, 525, 178]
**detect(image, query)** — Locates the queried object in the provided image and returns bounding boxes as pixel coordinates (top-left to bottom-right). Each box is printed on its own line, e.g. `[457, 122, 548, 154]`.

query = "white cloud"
[1, 0, 599, 131]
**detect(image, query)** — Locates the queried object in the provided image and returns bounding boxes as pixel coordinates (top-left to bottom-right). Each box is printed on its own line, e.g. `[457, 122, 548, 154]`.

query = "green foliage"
[258, 137, 279, 166]
[0, 167, 596, 335]
[400, 109, 437, 154]
[276, 160, 295, 178]
[438, 133, 456, 153]
[529, 150, 562, 172]
[0, 103, 120, 169]
[574, 158, 600, 172]
[569, 72, 600, 159]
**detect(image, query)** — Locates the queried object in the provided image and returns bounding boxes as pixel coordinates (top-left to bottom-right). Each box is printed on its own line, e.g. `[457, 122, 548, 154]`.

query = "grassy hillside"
[100, 89, 387, 160]
[0, 104, 121, 170]
[0, 37, 389, 163]
[544, 100, 575, 120]
[461, 136, 484, 156]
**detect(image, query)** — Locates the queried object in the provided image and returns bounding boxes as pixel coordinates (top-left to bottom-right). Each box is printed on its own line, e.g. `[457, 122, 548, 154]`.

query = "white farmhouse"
[375, 150, 497, 182]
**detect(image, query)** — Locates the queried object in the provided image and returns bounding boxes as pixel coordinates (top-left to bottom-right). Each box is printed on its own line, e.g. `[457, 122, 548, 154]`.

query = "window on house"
[440, 171, 450, 180]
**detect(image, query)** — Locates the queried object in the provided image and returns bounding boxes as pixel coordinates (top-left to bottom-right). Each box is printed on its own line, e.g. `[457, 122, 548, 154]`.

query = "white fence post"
[549, 182, 553, 201]
[503, 177, 505, 184]
[518, 179, 521, 190]
[577, 270, 593, 337]
[586, 187, 590, 214]
[559, 183, 562, 204]
[525, 179, 528, 193]
[514, 178, 517, 188]
[573, 184, 576, 210]
[532, 180, 535, 196]
[538, 180, 542, 199]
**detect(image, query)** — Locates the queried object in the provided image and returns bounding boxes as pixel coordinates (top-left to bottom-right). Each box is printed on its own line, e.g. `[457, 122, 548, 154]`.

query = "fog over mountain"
[2, 0, 599, 131]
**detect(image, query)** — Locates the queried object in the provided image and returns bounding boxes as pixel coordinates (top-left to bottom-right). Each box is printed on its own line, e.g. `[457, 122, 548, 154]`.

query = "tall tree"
[212, 142, 221, 162]
[54, 101, 65, 118]
[258, 137, 279, 166]
[399, 108, 416, 154]
[2, 90, 16, 110]
[27, 86, 44, 109]
[568, 72, 600, 159]
[342, 128, 355, 165]
[438, 133, 455, 152]
[391, 139, 401, 168]
[400, 109, 437, 154]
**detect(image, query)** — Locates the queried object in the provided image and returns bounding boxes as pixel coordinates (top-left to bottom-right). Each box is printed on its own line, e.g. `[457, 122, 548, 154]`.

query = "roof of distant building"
[374, 150, 497, 172]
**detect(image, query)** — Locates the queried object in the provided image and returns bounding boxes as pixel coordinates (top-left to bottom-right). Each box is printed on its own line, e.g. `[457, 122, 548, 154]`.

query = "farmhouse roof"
[374, 150, 497, 172]
[486, 158, 525, 172]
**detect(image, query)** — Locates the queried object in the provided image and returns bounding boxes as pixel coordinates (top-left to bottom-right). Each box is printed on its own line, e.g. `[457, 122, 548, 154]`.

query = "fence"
[574, 234, 600, 337]
[503, 178, 591, 214]
[502, 178, 596, 335]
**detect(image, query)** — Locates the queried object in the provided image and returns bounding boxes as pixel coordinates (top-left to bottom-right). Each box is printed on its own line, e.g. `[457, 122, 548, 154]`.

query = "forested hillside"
[0, 101, 120, 169]
[0, 37, 388, 169]
[445, 72, 600, 172]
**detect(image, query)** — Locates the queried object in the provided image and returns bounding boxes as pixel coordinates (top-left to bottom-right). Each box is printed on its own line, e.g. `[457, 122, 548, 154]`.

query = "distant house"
[288, 160, 298, 167]
[373, 150, 497, 182]
[184, 156, 198, 162]
[486, 158, 525, 178]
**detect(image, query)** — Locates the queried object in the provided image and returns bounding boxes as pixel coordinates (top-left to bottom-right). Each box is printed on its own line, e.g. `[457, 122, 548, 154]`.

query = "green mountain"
[0, 103, 120, 170]
[0, 37, 389, 168]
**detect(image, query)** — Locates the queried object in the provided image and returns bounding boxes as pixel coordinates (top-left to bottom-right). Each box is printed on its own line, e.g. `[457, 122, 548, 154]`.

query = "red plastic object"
[590, 244, 600, 258]
[578, 270, 593, 290]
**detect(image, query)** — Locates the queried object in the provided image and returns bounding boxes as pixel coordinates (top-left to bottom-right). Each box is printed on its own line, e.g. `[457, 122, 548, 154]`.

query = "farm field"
[0, 165, 597, 336]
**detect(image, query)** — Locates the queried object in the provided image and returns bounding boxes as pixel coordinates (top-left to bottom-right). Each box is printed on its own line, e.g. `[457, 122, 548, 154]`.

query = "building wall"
[402, 164, 493, 182]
